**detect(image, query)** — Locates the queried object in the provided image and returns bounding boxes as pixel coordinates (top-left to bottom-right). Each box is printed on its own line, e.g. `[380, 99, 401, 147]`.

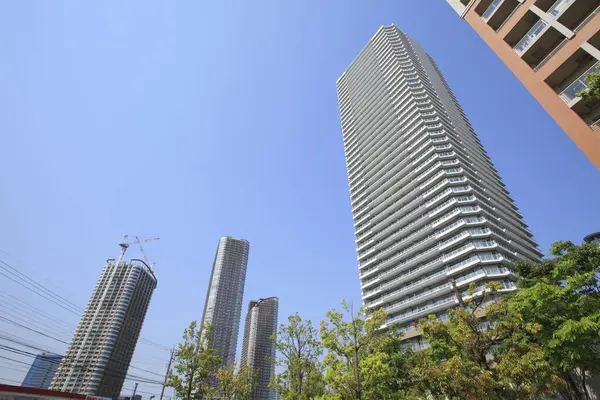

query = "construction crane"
[117, 235, 160, 272]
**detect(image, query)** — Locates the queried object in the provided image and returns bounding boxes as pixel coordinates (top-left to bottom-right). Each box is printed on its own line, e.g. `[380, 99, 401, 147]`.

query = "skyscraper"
[241, 297, 278, 400]
[445, 0, 600, 169]
[337, 25, 541, 346]
[200, 236, 250, 367]
[22, 354, 63, 389]
[51, 259, 157, 398]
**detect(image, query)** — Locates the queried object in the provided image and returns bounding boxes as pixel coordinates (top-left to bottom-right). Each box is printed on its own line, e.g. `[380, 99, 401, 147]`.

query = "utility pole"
[132, 383, 139, 399]
[160, 347, 175, 400]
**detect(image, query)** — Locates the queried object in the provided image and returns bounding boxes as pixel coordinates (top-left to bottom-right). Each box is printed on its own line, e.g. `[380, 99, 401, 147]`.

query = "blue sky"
[1, 0, 599, 395]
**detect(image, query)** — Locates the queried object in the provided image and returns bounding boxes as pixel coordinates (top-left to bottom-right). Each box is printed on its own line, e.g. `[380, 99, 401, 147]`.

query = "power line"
[0, 258, 170, 351]
[0, 316, 167, 371]
[0, 259, 81, 311]
[0, 315, 70, 345]
[0, 354, 31, 366]
[0, 290, 77, 329]
[0, 355, 170, 398]
[0, 345, 164, 386]
[0, 328, 165, 379]
[0, 304, 74, 339]
[0, 265, 80, 315]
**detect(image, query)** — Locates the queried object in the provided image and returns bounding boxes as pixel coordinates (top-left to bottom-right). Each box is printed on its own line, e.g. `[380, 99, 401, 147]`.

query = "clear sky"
[1, 0, 599, 396]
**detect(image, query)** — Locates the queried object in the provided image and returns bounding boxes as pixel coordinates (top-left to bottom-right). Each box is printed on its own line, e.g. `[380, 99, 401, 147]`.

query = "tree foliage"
[215, 363, 255, 400]
[509, 241, 600, 400]
[166, 241, 600, 400]
[270, 313, 324, 400]
[166, 321, 221, 400]
[413, 282, 564, 400]
[320, 301, 416, 400]
[578, 70, 600, 101]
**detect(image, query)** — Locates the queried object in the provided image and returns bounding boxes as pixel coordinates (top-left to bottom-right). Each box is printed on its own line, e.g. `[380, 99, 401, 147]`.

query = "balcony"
[384, 283, 453, 313]
[383, 268, 449, 298]
[517, 24, 564, 68]
[480, 0, 521, 30]
[557, 0, 600, 31]
[512, 18, 549, 55]
[559, 61, 600, 104]
[548, 0, 577, 17]
[385, 296, 457, 327]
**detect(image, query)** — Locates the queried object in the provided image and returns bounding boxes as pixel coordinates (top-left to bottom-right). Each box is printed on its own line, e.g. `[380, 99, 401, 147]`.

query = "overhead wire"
[0, 344, 164, 386]
[0, 290, 77, 330]
[0, 305, 74, 339]
[0, 266, 80, 315]
[0, 256, 173, 397]
[0, 327, 166, 379]
[0, 259, 82, 311]
[0, 258, 170, 351]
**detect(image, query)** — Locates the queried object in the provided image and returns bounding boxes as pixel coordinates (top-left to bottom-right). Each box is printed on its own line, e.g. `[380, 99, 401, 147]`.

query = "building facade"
[51, 259, 157, 398]
[200, 237, 250, 367]
[446, 0, 600, 169]
[584, 231, 600, 242]
[241, 297, 278, 400]
[22, 354, 63, 389]
[337, 25, 541, 346]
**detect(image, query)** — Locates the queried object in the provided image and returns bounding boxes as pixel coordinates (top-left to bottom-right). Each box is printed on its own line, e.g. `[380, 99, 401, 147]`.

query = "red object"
[0, 384, 108, 400]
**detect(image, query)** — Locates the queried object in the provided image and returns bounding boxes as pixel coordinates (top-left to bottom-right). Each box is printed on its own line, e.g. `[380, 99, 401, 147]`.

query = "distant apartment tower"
[22, 354, 63, 389]
[445, 0, 600, 169]
[51, 259, 157, 398]
[241, 297, 279, 400]
[584, 231, 600, 242]
[200, 236, 249, 367]
[337, 26, 541, 345]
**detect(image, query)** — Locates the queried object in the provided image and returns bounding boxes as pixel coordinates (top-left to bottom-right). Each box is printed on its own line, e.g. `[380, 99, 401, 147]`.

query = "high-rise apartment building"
[241, 297, 278, 400]
[200, 236, 249, 367]
[51, 259, 157, 398]
[584, 231, 600, 242]
[445, 0, 600, 169]
[337, 26, 541, 346]
[22, 354, 63, 389]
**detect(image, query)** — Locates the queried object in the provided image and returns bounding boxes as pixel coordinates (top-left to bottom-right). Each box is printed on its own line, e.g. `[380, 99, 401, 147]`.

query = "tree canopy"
[166, 240, 600, 400]
[166, 321, 221, 400]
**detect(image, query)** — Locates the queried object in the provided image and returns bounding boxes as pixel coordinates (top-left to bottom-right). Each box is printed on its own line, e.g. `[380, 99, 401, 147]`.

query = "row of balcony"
[487, 0, 600, 126]
[371, 262, 514, 312]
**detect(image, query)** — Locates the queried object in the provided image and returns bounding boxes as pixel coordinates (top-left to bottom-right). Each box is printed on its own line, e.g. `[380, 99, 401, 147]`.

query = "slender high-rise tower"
[241, 297, 279, 400]
[200, 236, 250, 367]
[337, 25, 541, 346]
[51, 259, 157, 397]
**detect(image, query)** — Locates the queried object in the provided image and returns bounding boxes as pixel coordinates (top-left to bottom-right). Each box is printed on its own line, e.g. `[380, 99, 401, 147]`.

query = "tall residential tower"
[51, 258, 157, 398]
[241, 297, 279, 400]
[200, 236, 249, 367]
[337, 26, 541, 345]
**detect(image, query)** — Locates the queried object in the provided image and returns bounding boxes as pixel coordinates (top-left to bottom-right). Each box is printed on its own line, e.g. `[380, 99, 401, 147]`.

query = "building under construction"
[51, 238, 158, 398]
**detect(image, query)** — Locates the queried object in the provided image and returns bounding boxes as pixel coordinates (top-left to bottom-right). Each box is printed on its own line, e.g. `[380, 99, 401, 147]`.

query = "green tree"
[413, 282, 564, 400]
[270, 313, 324, 400]
[320, 301, 416, 400]
[577, 69, 600, 100]
[166, 321, 221, 400]
[509, 240, 600, 400]
[215, 363, 255, 400]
